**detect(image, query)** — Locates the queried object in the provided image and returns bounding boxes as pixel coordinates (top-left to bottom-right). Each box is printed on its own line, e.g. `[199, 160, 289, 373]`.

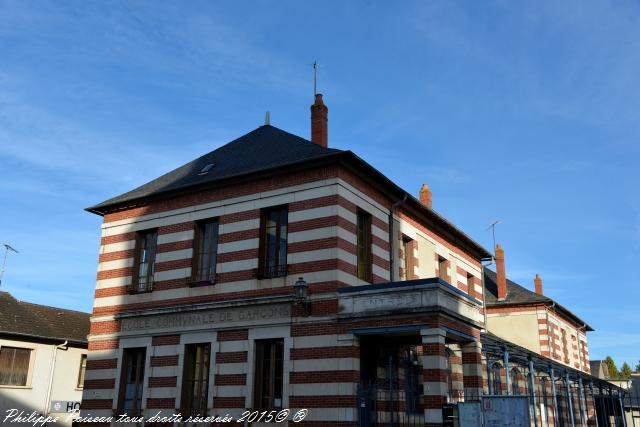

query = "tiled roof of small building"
[0, 291, 90, 344]
[484, 269, 593, 331]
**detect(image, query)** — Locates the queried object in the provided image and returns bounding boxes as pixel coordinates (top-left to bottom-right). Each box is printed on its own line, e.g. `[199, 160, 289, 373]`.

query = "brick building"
[0, 291, 89, 426]
[484, 247, 593, 373]
[80, 94, 613, 426]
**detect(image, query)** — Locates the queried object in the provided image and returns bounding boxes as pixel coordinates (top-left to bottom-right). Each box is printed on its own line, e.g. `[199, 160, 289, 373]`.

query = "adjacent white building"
[0, 291, 90, 426]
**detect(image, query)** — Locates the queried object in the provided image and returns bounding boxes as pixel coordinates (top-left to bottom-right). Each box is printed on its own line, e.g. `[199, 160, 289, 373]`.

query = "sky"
[0, 1, 638, 368]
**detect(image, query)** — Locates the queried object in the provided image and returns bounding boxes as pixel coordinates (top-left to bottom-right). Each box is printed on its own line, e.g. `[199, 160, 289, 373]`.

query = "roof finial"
[264, 111, 270, 126]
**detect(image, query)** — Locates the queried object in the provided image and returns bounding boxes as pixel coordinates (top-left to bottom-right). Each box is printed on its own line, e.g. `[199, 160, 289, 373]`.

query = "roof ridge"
[20, 300, 90, 315]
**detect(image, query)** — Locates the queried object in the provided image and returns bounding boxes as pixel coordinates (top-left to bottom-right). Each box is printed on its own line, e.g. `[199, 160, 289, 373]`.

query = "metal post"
[388, 356, 395, 427]
[504, 348, 511, 396]
[590, 381, 600, 427]
[550, 367, 560, 427]
[619, 392, 627, 427]
[529, 359, 539, 427]
[487, 359, 493, 394]
[578, 377, 587, 427]
[566, 371, 576, 427]
[609, 387, 616, 427]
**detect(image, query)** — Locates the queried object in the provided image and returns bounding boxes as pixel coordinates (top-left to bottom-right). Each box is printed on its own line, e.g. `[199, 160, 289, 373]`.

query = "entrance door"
[358, 337, 424, 427]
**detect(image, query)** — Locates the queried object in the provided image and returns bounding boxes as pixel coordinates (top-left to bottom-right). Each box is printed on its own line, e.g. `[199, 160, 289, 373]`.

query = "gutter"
[388, 193, 408, 281]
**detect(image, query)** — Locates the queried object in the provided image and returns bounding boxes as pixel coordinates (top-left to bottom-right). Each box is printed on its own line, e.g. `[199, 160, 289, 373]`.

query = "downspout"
[480, 258, 494, 332]
[388, 194, 407, 282]
[44, 340, 68, 416]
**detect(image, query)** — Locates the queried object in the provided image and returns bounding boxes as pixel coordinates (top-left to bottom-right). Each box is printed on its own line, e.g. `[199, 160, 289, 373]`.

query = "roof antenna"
[485, 220, 502, 256]
[313, 60, 318, 96]
[264, 111, 270, 126]
[0, 243, 19, 287]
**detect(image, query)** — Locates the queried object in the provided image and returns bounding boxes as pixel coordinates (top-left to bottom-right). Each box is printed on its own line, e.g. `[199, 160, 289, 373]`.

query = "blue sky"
[0, 1, 638, 367]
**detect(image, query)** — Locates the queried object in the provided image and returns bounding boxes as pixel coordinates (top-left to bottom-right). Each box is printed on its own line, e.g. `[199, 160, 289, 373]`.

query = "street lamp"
[294, 277, 308, 303]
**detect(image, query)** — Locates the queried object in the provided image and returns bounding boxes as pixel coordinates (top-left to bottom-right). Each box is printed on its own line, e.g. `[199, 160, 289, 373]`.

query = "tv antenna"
[0, 244, 19, 287]
[313, 61, 319, 95]
[485, 220, 502, 254]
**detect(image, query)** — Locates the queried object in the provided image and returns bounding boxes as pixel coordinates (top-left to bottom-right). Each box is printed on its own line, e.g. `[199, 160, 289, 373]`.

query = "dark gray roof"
[88, 125, 342, 213]
[0, 291, 90, 345]
[86, 124, 491, 260]
[484, 269, 593, 331]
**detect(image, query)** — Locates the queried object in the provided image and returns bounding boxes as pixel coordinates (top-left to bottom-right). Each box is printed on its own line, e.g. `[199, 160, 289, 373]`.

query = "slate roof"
[589, 360, 610, 379]
[87, 124, 492, 260]
[87, 125, 343, 213]
[0, 291, 90, 345]
[484, 269, 593, 331]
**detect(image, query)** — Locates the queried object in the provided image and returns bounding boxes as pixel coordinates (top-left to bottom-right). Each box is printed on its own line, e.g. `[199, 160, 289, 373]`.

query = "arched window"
[511, 368, 520, 395]
[491, 362, 503, 395]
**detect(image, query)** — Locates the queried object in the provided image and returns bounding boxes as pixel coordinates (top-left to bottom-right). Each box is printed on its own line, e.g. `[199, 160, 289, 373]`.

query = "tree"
[604, 356, 620, 379]
[621, 362, 633, 379]
[635, 360, 640, 373]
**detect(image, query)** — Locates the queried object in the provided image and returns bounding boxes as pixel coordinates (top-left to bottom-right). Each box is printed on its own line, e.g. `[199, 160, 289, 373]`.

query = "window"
[259, 206, 288, 278]
[117, 348, 146, 416]
[253, 339, 284, 409]
[540, 377, 550, 423]
[466, 273, 475, 292]
[510, 368, 520, 395]
[438, 256, 449, 282]
[0, 347, 31, 386]
[356, 210, 372, 282]
[181, 343, 211, 416]
[192, 220, 219, 283]
[401, 237, 410, 279]
[490, 362, 503, 395]
[132, 230, 157, 293]
[77, 354, 87, 388]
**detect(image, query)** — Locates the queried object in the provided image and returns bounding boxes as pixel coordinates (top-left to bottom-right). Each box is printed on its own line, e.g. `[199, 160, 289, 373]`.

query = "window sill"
[257, 266, 288, 280]
[188, 280, 215, 288]
[128, 287, 154, 295]
[0, 385, 32, 389]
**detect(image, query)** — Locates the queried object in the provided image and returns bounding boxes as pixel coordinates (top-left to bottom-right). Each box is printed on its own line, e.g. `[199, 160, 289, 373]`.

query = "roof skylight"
[198, 163, 215, 175]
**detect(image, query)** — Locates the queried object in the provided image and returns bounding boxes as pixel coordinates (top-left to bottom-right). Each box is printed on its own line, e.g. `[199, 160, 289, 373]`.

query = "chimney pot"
[495, 244, 507, 300]
[311, 93, 328, 148]
[419, 184, 433, 208]
[534, 273, 543, 295]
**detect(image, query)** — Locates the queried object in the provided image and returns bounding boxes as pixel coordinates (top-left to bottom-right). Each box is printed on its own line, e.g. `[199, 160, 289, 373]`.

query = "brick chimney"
[495, 244, 507, 300]
[419, 184, 432, 208]
[311, 93, 328, 148]
[534, 273, 543, 295]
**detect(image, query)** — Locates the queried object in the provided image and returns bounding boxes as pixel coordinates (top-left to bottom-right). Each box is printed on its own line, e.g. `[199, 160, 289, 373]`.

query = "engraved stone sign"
[355, 292, 422, 312]
[120, 304, 291, 333]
